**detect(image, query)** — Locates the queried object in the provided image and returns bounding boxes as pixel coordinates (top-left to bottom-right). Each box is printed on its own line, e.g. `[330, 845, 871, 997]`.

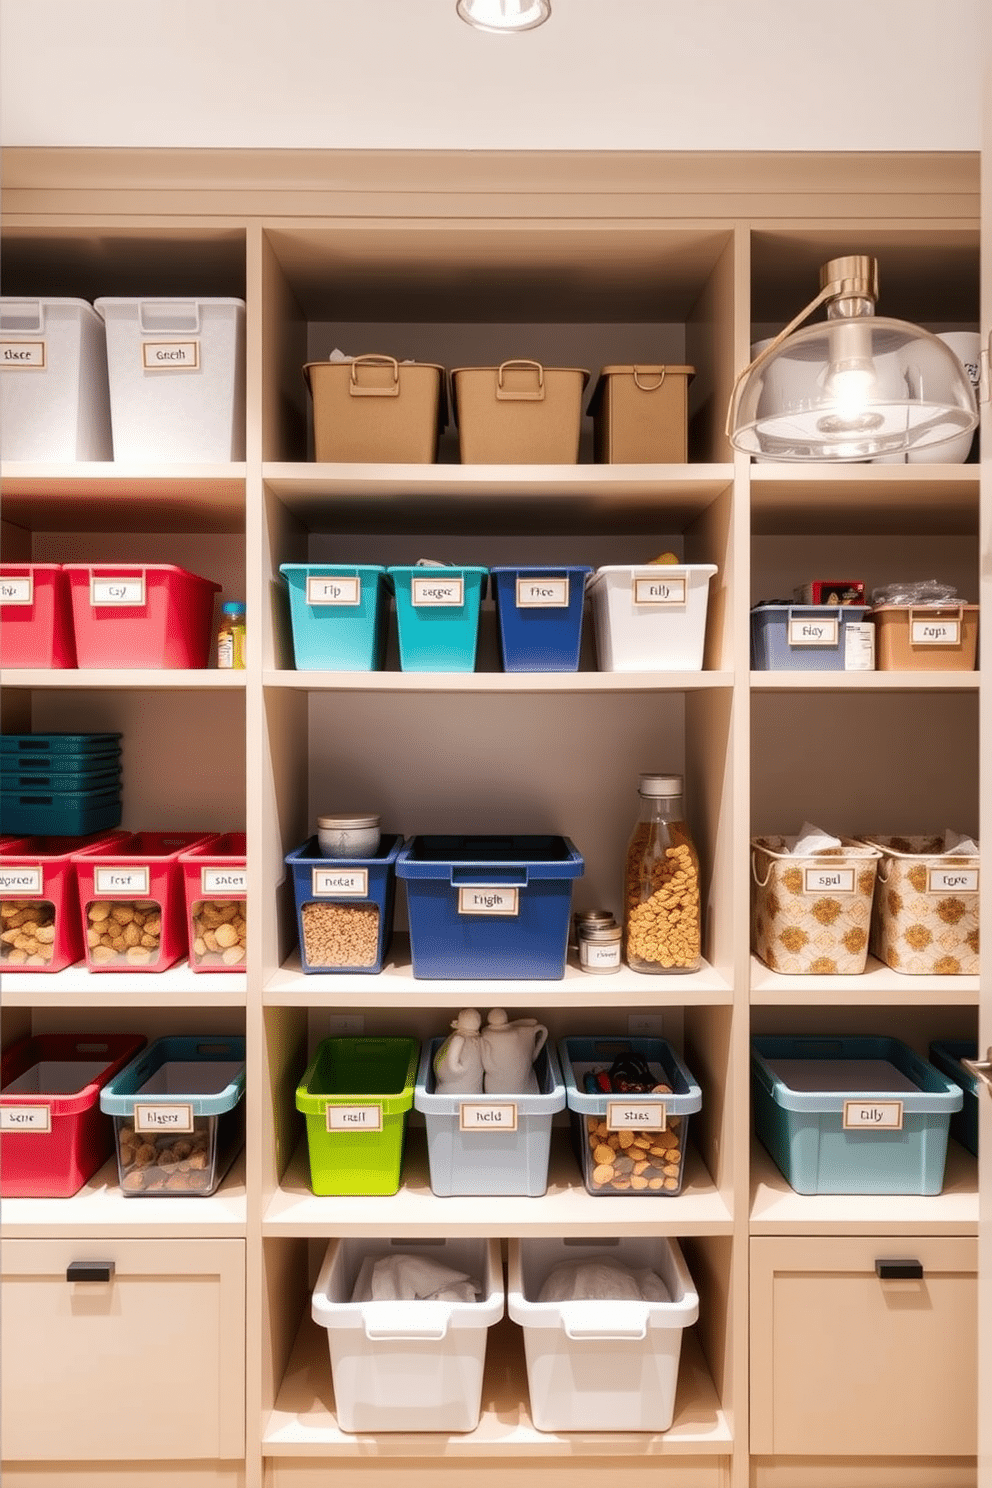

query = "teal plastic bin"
[751, 1035, 962, 1195]
[387, 566, 487, 672]
[928, 1039, 978, 1156]
[296, 1036, 419, 1196]
[279, 564, 392, 671]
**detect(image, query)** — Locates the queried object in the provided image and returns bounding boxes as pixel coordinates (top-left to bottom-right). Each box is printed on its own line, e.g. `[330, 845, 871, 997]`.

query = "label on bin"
[90, 575, 146, 607]
[843, 1100, 903, 1129]
[201, 867, 247, 895]
[306, 575, 361, 606]
[516, 577, 569, 608]
[459, 1102, 518, 1132]
[457, 886, 519, 916]
[0, 575, 33, 605]
[0, 1104, 51, 1132]
[95, 867, 150, 896]
[633, 576, 686, 605]
[326, 1104, 382, 1132]
[0, 866, 43, 894]
[928, 866, 979, 893]
[1, 341, 45, 368]
[803, 867, 855, 894]
[311, 868, 367, 898]
[911, 618, 960, 645]
[606, 1100, 666, 1131]
[411, 576, 463, 607]
[134, 1103, 194, 1134]
[844, 623, 875, 671]
[788, 617, 839, 647]
[141, 340, 199, 370]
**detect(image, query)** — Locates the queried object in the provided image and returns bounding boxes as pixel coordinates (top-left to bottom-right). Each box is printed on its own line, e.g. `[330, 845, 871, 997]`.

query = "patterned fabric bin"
[751, 837, 882, 974]
[859, 835, 979, 975]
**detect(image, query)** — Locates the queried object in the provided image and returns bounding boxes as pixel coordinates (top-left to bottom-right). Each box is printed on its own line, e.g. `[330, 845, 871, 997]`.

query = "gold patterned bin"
[751, 837, 882, 974]
[858, 835, 979, 975]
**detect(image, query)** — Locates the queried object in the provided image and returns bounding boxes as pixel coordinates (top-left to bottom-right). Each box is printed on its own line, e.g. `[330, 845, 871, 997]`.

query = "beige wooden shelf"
[265, 669, 734, 694]
[1, 669, 246, 690]
[749, 465, 979, 536]
[1, 960, 248, 1008]
[0, 464, 246, 534]
[750, 671, 979, 692]
[749, 954, 980, 1006]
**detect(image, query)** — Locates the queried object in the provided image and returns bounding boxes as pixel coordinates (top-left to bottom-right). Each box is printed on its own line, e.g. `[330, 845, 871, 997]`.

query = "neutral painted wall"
[0, 0, 986, 151]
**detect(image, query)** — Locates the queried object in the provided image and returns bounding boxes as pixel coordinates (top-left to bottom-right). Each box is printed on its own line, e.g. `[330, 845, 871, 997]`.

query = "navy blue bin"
[928, 1039, 979, 1156]
[490, 566, 591, 672]
[285, 834, 401, 973]
[396, 834, 584, 980]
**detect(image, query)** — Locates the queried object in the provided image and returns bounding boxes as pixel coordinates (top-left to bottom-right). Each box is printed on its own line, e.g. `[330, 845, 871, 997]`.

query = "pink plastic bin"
[1, 830, 130, 973]
[0, 564, 77, 668]
[179, 832, 247, 973]
[64, 564, 221, 668]
[71, 831, 218, 972]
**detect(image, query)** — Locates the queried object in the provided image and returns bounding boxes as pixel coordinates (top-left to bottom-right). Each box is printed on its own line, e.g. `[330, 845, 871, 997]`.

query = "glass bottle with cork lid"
[623, 772, 702, 974]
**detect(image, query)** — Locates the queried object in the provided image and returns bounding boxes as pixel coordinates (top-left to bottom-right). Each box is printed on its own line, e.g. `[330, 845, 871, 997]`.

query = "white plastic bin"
[588, 564, 717, 671]
[0, 298, 113, 460]
[94, 297, 245, 461]
[507, 1234, 698, 1431]
[311, 1235, 504, 1432]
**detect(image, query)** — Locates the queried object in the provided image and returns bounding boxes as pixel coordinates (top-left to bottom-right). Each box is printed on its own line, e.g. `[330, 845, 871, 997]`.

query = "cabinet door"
[0, 1238, 245, 1461]
[750, 1235, 976, 1456]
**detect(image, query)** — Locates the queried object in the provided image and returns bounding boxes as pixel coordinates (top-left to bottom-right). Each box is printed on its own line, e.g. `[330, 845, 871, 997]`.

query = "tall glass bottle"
[623, 772, 702, 974]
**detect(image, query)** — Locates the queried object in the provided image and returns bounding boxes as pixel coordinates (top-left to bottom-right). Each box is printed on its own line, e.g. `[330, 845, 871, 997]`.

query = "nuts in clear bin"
[300, 901, 380, 967]
[117, 1121, 214, 1193]
[190, 899, 246, 967]
[86, 900, 160, 966]
[0, 900, 57, 964]
[583, 1094, 684, 1193]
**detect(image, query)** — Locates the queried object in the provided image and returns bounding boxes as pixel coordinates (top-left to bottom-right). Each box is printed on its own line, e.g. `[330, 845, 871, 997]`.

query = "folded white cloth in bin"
[537, 1258, 671, 1304]
[350, 1252, 482, 1304]
[944, 828, 979, 855]
[786, 822, 842, 855]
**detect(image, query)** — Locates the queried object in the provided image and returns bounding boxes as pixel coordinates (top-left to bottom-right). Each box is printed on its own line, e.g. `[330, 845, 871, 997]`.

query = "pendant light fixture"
[456, 0, 551, 32]
[727, 255, 978, 462]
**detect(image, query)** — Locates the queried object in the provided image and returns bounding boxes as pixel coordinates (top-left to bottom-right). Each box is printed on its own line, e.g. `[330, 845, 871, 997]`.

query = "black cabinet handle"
[66, 1261, 115, 1283]
[875, 1258, 923, 1280]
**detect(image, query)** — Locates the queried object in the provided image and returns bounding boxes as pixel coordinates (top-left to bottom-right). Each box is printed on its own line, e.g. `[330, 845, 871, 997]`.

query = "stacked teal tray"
[0, 733, 123, 835]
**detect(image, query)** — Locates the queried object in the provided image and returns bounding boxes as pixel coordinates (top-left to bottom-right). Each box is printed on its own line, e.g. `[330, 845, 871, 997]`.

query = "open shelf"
[749, 954, 980, 1006]
[1, 960, 248, 1008]
[750, 671, 978, 692]
[266, 669, 733, 693]
[749, 466, 979, 536]
[0, 465, 247, 534]
[2, 669, 246, 690]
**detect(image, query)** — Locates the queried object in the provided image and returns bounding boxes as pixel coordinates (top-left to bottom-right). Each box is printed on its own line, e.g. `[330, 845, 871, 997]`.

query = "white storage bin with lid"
[94, 297, 245, 461]
[588, 563, 717, 671]
[311, 1235, 504, 1432]
[507, 1234, 699, 1431]
[0, 298, 113, 460]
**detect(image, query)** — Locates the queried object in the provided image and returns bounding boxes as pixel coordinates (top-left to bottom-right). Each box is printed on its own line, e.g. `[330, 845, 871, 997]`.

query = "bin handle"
[349, 353, 400, 398]
[450, 865, 529, 887]
[138, 301, 201, 335]
[362, 1300, 450, 1341]
[0, 301, 43, 333]
[632, 366, 667, 392]
[751, 850, 773, 889]
[560, 1300, 649, 1341]
[875, 861, 891, 885]
[495, 359, 546, 402]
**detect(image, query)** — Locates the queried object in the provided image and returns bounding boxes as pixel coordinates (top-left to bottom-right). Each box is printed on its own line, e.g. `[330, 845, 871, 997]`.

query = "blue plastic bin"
[490, 565, 591, 672]
[396, 834, 584, 980]
[751, 1035, 961, 1195]
[0, 764, 121, 794]
[0, 785, 122, 836]
[285, 834, 400, 973]
[415, 1038, 566, 1196]
[928, 1039, 979, 1156]
[0, 733, 122, 757]
[387, 566, 487, 672]
[751, 604, 872, 671]
[279, 564, 392, 671]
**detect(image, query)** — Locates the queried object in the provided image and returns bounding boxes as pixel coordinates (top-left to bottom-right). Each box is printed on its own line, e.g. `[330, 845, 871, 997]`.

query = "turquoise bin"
[279, 564, 392, 671]
[387, 566, 488, 672]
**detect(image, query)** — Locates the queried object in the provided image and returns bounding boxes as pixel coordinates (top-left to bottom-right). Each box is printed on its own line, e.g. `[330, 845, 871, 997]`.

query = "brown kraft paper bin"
[589, 365, 694, 464]
[304, 355, 447, 463]
[872, 603, 978, 671]
[450, 360, 590, 464]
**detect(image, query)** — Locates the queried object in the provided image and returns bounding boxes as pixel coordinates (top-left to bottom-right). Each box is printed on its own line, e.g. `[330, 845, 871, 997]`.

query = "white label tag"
[457, 886, 519, 916]
[306, 575, 360, 606]
[579, 940, 622, 968]
[928, 866, 979, 893]
[459, 1102, 518, 1132]
[516, 577, 569, 608]
[911, 618, 960, 645]
[633, 576, 686, 605]
[789, 617, 839, 647]
[201, 867, 246, 895]
[91, 575, 146, 607]
[843, 1100, 903, 1130]
[0, 866, 43, 894]
[844, 622, 875, 671]
[94, 867, 149, 896]
[0, 576, 33, 605]
[311, 867, 368, 898]
[134, 1102, 194, 1134]
[606, 1101, 667, 1132]
[0, 1104, 51, 1132]
[411, 576, 464, 607]
[804, 867, 855, 893]
[1, 341, 45, 368]
[142, 340, 200, 370]
[326, 1104, 382, 1132]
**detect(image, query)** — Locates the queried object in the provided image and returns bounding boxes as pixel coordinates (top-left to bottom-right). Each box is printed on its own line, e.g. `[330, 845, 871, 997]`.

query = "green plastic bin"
[295, 1036, 418, 1196]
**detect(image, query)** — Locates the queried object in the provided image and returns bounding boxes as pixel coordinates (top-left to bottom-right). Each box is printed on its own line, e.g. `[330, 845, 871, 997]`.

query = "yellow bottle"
[217, 601, 246, 669]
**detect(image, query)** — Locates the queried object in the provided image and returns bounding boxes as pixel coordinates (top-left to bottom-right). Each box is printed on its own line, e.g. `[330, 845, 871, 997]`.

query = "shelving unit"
[0, 147, 984, 1488]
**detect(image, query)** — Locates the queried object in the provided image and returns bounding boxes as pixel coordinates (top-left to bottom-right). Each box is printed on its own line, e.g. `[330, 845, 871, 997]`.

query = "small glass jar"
[578, 918, 622, 974]
[316, 814, 381, 859]
[623, 773, 702, 974]
[572, 906, 616, 949]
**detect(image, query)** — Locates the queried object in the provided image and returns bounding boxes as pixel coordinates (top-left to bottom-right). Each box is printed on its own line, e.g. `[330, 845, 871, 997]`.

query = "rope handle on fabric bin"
[632, 367, 667, 392]
[495, 359, 546, 402]
[349, 354, 401, 397]
[751, 850, 774, 889]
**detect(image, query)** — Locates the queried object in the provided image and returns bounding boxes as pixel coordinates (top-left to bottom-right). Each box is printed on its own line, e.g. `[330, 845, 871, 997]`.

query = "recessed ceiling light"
[456, 0, 551, 33]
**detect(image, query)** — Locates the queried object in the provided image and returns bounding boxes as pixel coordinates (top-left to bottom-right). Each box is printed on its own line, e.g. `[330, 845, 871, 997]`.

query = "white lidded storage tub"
[507, 1234, 698, 1431]
[311, 1235, 504, 1432]
[94, 297, 245, 461]
[0, 298, 113, 460]
[588, 564, 717, 671]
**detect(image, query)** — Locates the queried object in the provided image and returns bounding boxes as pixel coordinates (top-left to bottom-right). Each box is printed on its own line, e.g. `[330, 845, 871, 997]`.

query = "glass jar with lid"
[623, 773, 702, 974]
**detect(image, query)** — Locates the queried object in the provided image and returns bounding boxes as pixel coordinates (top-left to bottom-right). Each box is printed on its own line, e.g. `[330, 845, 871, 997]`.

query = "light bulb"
[456, 0, 551, 31]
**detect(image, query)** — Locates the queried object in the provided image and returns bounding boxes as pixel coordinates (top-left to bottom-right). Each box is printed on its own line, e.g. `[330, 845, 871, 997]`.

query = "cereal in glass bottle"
[623, 772, 702, 973]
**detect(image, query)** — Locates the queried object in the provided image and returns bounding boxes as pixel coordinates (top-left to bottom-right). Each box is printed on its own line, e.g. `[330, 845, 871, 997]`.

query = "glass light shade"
[732, 315, 978, 462]
[456, 0, 551, 31]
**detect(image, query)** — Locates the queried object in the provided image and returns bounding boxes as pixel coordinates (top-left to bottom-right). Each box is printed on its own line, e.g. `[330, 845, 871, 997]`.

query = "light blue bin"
[415, 1037, 565, 1196]
[752, 1035, 961, 1195]
[280, 564, 392, 671]
[387, 566, 488, 672]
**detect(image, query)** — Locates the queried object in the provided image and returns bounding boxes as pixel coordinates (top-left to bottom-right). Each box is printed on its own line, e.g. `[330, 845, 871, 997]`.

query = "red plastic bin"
[71, 831, 218, 972]
[1, 830, 130, 973]
[0, 1032, 146, 1197]
[0, 564, 77, 668]
[63, 564, 222, 669]
[179, 831, 247, 972]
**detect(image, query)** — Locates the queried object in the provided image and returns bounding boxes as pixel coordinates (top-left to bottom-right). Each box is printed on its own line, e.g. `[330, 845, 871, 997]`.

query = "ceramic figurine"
[480, 1007, 548, 1095]
[432, 1008, 484, 1094]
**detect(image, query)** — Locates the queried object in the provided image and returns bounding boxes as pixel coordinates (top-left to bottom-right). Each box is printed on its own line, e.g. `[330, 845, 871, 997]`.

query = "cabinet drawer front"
[1, 1238, 245, 1462]
[750, 1236, 976, 1456]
